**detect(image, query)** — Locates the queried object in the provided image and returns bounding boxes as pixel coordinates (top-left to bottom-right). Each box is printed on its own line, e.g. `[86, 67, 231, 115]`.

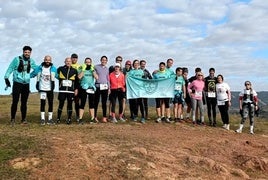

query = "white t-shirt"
[216, 82, 230, 101]
[40, 66, 51, 91]
[239, 89, 257, 103]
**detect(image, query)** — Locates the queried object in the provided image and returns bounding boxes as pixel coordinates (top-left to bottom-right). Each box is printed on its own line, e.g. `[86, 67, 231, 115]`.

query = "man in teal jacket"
[4, 46, 37, 125]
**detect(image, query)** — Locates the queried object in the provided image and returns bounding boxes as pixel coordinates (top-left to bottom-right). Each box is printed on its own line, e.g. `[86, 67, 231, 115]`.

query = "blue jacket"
[4, 55, 37, 84]
[78, 64, 96, 91]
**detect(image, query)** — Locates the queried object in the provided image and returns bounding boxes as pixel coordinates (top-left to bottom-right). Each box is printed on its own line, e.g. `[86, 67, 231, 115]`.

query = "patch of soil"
[11, 122, 268, 179]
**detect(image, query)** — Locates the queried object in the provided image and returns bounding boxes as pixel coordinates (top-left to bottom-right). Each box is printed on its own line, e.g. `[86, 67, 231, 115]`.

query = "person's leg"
[88, 93, 95, 121]
[143, 98, 149, 119]
[101, 90, 108, 118]
[118, 91, 124, 118]
[57, 93, 66, 122]
[137, 98, 145, 121]
[78, 89, 87, 123]
[206, 97, 212, 125]
[249, 104, 255, 134]
[211, 98, 217, 126]
[66, 94, 74, 124]
[20, 83, 30, 122]
[74, 89, 80, 121]
[11, 82, 21, 123]
[191, 98, 197, 123]
[94, 88, 101, 119]
[40, 98, 46, 124]
[173, 103, 178, 120]
[197, 99, 204, 124]
[178, 103, 183, 122]
[155, 98, 161, 122]
[47, 91, 54, 123]
[164, 98, 171, 122]
[218, 105, 225, 125]
[223, 101, 230, 130]
[110, 90, 117, 122]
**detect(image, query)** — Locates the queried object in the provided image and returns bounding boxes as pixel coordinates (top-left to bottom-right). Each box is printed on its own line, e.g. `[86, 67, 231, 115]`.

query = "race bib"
[175, 85, 182, 91]
[217, 100, 225, 106]
[208, 92, 216, 98]
[62, 80, 72, 87]
[100, 83, 108, 90]
[86, 89, 95, 94]
[195, 91, 202, 98]
[40, 92, 47, 100]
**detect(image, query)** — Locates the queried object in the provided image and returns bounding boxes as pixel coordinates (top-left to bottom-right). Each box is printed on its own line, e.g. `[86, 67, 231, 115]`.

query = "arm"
[4, 57, 18, 79]
[30, 59, 38, 70]
[30, 66, 40, 78]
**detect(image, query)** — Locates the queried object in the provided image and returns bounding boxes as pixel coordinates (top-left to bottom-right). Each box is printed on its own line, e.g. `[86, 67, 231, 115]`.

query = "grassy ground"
[0, 93, 267, 179]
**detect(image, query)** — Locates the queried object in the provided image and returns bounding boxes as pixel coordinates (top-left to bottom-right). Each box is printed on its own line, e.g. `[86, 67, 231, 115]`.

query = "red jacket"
[109, 72, 125, 92]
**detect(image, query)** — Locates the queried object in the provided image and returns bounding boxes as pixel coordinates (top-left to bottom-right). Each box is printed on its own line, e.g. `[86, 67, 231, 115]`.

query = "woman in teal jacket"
[77, 57, 98, 124]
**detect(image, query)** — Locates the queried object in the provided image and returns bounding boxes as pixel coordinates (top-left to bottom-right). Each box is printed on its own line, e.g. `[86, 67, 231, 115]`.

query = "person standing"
[182, 67, 191, 121]
[94, 56, 110, 123]
[71, 53, 81, 122]
[153, 62, 172, 123]
[204, 68, 217, 126]
[140, 60, 152, 120]
[123, 60, 135, 120]
[187, 72, 205, 125]
[127, 59, 146, 123]
[173, 67, 186, 122]
[77, 57, 98, 124]
[236, 81, 258, 134]
[30, 55, 57, 125]
[166, 58, 175, 75]
[4, 45, 37, 125]
[216, 74, 231, 130]
[108, 56, 126, 120]
[56, 57, 79, 124]
[109, 63, 126, 123]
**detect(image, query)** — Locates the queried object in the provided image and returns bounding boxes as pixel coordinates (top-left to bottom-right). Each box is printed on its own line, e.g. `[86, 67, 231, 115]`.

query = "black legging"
[57, 93, 73, 120]
[79, 88, 95, 109]
[137, 98, 145, 118]
[94, 88, 108, 118]
[141, 98, 149, 118]
[206, 97, 217, 122]
[110, 89, 124, 115]
[11, 82, 30, 120]
[218, 101, 229, 124]
[40, 91, 54, 112]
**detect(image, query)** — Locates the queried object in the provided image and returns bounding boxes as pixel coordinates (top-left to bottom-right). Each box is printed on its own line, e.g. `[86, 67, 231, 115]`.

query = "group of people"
[4, 46, 259, 134]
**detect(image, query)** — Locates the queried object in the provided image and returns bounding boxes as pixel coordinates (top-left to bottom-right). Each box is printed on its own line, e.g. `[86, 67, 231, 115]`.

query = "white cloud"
[0, 0, 268, 95]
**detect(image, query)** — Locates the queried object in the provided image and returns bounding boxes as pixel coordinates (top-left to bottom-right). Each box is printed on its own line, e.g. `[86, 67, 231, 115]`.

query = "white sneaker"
[235, 129, 242, 133]
[119, 117, 126, 122]
[155, 117, 161, 123]
[111, 117, 118, 123]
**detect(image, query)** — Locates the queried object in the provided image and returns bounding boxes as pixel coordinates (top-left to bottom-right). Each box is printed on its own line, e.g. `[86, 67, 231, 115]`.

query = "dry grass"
[0, 93, 267, 179]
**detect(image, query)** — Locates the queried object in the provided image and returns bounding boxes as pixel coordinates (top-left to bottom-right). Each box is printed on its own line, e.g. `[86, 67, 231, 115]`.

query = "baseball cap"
[125, 60, 131, 65]
[114, 63, 121, 67]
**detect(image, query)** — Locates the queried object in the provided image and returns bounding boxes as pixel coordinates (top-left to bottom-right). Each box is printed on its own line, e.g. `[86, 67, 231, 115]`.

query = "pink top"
[188, 79, 205, 100]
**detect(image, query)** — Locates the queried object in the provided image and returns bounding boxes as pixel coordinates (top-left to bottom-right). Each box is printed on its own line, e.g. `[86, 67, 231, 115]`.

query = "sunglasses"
[197, 74, 203, 76]
[245, 84, 251, 86]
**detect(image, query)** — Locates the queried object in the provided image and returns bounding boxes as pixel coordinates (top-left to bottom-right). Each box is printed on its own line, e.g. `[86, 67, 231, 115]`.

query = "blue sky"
[0, 0, 267, 95]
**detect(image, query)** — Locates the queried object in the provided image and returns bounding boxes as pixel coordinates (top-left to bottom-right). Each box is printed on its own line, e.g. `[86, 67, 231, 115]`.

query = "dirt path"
[12, 122, 265, 180]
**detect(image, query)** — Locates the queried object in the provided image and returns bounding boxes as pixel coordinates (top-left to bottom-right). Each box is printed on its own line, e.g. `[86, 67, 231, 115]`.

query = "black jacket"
[57, 65, 79, 93]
